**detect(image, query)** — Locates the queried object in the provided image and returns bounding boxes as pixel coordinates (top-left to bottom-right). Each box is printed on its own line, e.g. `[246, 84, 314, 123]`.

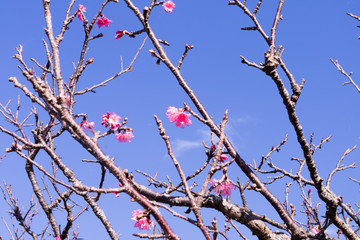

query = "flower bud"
[210, 145, 216, 153]
[205, 150, 209, 156]
[149, 49, 156, 57]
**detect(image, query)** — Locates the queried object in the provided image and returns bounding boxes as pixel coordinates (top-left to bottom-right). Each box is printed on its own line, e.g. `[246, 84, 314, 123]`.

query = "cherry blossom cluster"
[78, 112, 133, 143]
[131, 209, 155, 230]
[209, 179, 236, 197]
[115, 131, 134, 143]
[80, 121, 95, 131]
[166, 106, 192, 128]
[102, 112, 134, 142]
[75, 1, 176, 39]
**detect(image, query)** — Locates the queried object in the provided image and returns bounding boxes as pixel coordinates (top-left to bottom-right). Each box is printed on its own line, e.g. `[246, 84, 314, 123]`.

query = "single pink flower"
[102, 112, 121, 129]
[56, 237, 62, 240]
[221, 180, 236, 196]
[163, 1, 175, 13]
[209, 179, 235, 197]
[131, 209, 155, 230]
[358, 36, 360, 40]
[166, 106, 192, 128]
[209, 179, 223, 195]
[115, 131, 134, 143]
[96, 17, 112, 28]
[109, 113, 121, 129]
[80, 121, 95, 131]
[166, 106, 179, 122]
[219, 154, 228, 163]
[79, 4, 86, 12]
[77, 4, 86, 21]
[115, 30, 124, 39]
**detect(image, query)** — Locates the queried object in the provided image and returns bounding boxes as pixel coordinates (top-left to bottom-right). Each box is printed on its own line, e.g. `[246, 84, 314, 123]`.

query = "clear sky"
[1, 0, 360, 239]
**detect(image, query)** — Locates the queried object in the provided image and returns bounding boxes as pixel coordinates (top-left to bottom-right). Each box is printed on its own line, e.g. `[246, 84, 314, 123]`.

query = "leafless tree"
[1, 0, 359, 240]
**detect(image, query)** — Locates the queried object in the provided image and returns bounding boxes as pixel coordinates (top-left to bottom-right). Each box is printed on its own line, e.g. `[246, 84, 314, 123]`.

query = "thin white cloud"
[168, 114, 258, 157]
[234, 114, 259, 125]
[172, 139, 203, 156]
[169, 128, 212, 157]
[224, 114, 259, 151]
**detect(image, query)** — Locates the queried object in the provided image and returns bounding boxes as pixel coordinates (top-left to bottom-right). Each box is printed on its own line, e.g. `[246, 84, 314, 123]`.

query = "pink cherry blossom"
[102, 112, 121, 129]
[131, 209, 155, 230]
[219, 154, 228, 163]
[221, 180, 236, 196]
[163, 1, 175, 13]
[56, 237, 62, 240]
[109, 113, 121, 129]
[166, 106, 179, 122]
[80, 121, 95, 131]
[77, 4, 86, 21]
[115, 30, 124, 39]
[166, 106, 192, 128]
[209, 179, 235, 197]
[115, 131, 134, 143]
[209, 179, 223, 194]
[96, 17, 112, 28]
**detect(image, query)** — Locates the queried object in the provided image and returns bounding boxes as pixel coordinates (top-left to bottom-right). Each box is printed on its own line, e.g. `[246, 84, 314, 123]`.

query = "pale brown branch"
[347, 13, 360, 21]
[326, 146, 357, 188]
[330, 58, 360, 93]
[177, 44, 194, 70]
[154, 115, 212, 240]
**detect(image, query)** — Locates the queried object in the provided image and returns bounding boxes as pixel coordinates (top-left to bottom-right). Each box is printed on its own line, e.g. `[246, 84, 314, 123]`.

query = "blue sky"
[1, 0, 360, 239]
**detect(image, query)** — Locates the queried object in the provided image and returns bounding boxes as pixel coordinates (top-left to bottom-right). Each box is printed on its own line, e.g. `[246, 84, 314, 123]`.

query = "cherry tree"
[1, 0, 360, 239]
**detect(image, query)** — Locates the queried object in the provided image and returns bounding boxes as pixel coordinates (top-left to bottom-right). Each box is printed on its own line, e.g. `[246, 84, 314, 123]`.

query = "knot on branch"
[291, 228, 307, 240]
[264, 46, 282, 76]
